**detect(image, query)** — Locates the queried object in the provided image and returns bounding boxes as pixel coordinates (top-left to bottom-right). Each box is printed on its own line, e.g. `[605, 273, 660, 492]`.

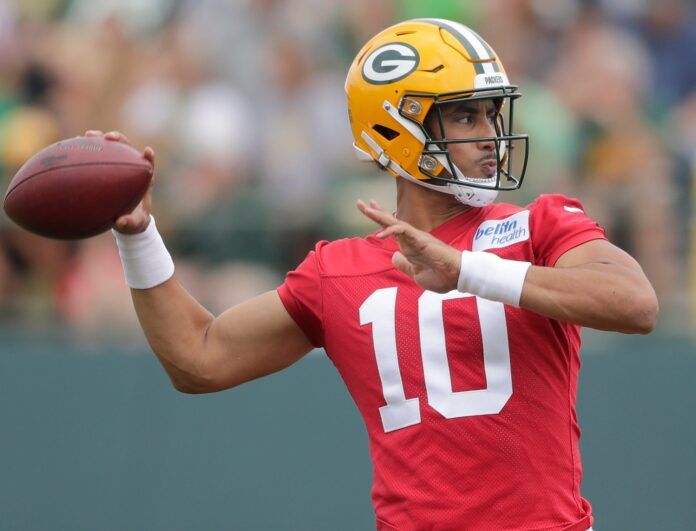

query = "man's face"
[425, 98, 501, 180]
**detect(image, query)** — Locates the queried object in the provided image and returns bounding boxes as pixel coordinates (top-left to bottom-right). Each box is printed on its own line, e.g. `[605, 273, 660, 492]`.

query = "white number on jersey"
[359, 288, 513, 433]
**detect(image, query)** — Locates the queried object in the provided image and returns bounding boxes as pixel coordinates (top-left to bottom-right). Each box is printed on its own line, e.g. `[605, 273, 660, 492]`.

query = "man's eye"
[456, 115, 473, 124]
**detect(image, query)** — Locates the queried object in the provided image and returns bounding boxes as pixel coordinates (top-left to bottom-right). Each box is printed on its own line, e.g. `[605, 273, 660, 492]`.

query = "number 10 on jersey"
[359, 288, 513, 433]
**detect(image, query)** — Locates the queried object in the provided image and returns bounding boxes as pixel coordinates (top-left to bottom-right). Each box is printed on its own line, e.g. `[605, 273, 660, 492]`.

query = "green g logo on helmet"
[362, 43, 420, 85]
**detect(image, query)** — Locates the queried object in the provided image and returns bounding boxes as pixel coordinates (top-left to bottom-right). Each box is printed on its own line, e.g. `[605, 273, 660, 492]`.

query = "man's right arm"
[130, 280, 314, 393]
[87, 129, 315, 393]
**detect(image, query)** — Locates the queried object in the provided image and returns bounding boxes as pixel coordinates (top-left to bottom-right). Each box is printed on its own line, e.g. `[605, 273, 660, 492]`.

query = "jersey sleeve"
[529, 194, 607, 267]
[276, 241, 327, 348]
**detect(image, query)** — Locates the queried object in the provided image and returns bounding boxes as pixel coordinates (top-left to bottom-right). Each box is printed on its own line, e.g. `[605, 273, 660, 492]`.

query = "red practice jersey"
[277, 194, 605, 531]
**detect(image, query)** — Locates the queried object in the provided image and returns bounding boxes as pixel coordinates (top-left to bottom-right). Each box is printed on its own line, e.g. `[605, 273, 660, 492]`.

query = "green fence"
[1, 332, 694, 530]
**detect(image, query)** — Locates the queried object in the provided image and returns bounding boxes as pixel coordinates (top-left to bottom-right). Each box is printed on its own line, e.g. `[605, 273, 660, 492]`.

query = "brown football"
[3, 136, 153, 239]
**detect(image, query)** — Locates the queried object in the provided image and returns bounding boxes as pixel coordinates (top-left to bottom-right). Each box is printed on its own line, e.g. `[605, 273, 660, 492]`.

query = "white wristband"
[112, 216, 175, 289]
[457, 251, 531, 307]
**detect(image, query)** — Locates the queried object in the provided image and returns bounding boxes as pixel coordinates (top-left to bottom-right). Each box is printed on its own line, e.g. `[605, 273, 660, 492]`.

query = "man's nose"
[475, 120, 497, 150]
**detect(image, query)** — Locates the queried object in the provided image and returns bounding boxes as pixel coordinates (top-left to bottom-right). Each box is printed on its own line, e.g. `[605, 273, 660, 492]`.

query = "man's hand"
[357, 199, 461, 293]
[84, 130, 155, 234]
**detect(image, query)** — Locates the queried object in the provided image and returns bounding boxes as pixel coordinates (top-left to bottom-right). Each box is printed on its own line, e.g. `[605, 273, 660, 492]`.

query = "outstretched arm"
[90, 130, 314, 393]
[357, 199, 658, 334]
[131, 282, 313, 393]
[520, 239, 657, 333]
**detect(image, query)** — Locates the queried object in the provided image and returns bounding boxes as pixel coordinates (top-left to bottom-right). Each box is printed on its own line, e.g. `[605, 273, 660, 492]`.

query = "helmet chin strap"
[430, 152, 499, 207]
[446, 181, 498, 207]
[357, 131, 499, 207]
[381, 102, 504, 207]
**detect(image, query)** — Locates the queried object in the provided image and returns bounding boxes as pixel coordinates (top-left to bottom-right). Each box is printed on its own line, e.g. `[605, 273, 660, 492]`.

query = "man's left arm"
[357, 199, 658, 335]
[520, 238, 658, 334]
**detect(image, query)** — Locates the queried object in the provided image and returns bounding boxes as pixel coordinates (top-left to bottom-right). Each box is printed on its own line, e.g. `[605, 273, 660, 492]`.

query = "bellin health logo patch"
[472, 210, 530, 251]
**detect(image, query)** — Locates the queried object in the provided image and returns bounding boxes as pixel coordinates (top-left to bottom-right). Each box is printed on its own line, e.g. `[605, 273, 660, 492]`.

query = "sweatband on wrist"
[457, 250, 531, 307]
[112, 215, 175, 289]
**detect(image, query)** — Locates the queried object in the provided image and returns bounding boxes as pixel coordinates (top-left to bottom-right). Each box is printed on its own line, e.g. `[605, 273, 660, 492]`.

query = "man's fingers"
[377, 221, 430, 250]
[376, 224, 407, 239]
[367, 199, 398, 224]
[357, 199, 400, 228]
[143, 146, 155, 165]
[84, 131, 152, 168]
[113, 209, 152, 234]
[357, 199, 390, 227]
[392, 251, 415, 278]
[105, 131, 131, 145]
[358, 199, 430, 248]
[84, 130, 133, 148]
[115, 215, 130, 231]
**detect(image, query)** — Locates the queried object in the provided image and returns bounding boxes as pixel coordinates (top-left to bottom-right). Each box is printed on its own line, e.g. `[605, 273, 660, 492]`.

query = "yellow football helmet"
[345, 18, 529, 207]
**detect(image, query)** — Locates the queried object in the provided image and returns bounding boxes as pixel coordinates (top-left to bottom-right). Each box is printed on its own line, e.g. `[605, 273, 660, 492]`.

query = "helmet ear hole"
[373, 124, 400, 141]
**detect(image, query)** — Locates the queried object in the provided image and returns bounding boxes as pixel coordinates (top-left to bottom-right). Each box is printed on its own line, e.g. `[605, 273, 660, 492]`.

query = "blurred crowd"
[0, 0, 695, 339]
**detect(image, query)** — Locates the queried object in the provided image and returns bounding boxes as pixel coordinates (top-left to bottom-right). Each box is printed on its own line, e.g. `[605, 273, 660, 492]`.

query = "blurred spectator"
[547, 6, 679, 304]
[254, 33, 351, 224]
[0, 0, 693, 336]
[605, 0, 696, 112]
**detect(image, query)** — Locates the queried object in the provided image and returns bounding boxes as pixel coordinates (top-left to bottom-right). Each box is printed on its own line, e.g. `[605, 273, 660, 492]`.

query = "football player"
[97, 19, 656, 531]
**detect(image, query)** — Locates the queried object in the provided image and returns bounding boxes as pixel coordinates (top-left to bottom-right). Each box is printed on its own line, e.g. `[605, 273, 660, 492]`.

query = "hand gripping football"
[3, 136, 153, 239]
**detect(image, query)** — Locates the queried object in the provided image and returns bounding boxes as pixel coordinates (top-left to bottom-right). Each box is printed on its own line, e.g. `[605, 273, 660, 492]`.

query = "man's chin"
[465, 169, 497, 183]
[439, 166, 497, 184]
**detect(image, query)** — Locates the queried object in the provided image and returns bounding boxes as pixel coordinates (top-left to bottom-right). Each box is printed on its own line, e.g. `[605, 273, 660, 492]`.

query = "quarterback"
[98, 19, 657, 531]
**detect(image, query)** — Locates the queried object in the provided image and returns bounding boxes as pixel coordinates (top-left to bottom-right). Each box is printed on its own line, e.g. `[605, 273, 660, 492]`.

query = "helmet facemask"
[399, 86, 529, 205]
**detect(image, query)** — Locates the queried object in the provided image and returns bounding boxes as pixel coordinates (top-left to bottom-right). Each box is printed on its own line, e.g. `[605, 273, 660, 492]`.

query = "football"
[3, 136, 153, 239]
